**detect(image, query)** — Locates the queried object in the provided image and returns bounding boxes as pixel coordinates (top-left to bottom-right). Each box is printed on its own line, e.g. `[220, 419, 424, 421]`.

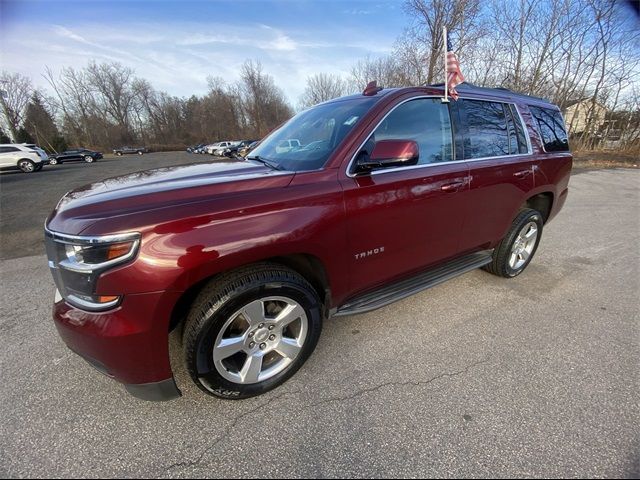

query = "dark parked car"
[237, 140, 260, 158]
[224, 140, 258, 158]
[45, 83, 571, 402]
[187, 144, 205, 153]
[113, 146, 148, 156]
[48, 148, 103, 165]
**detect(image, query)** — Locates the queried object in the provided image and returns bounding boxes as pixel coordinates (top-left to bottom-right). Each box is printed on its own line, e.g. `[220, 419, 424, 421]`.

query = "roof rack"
[425, 82, 550, 104]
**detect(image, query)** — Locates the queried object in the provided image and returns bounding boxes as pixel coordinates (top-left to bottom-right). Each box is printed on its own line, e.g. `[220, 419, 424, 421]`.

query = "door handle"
[441, 181, 465, 193]
[514, 169, 531, 179]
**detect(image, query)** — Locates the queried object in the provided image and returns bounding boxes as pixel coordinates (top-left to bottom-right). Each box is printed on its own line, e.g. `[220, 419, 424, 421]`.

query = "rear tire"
[18, 159, 36, 173]
[138, 151, 143, 155]
[183, 263, 323, 399]
[48, 158, 58, 165]
[484, 208, 543, 278]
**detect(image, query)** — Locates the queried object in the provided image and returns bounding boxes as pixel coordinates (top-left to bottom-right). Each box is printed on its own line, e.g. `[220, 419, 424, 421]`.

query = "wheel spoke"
[275, 338, 302, 359]
[524, 225, 537, 241]
[275, 303, 304, 328]
[520, 250, 530, 261]
[242, 300, 265, 326]
[214, 336, 245, 361]
[240, 354, 263, 383]
[509, 252, 518, 268]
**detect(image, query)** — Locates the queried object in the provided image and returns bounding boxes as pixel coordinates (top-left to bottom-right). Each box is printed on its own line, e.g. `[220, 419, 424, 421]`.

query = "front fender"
[95, 170, 349, 304]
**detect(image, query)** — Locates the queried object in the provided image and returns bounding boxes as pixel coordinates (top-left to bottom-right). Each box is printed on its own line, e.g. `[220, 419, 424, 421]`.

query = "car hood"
[46, 160, 294, 235]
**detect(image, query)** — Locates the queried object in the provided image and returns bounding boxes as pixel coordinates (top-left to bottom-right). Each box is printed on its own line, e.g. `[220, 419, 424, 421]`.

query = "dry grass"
[572, 150, 638, 170]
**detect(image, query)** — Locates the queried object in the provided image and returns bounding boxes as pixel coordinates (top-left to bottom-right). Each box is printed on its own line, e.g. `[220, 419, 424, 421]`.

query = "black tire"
[84, 155, 95, 163]
[116, 152, 122, 156]
[484, 208, 543, 278]
[17, 159, 36, 173]
[183, 263, 323, 399]
[137, 151, 143, 155]
[48, 158, 58, 165]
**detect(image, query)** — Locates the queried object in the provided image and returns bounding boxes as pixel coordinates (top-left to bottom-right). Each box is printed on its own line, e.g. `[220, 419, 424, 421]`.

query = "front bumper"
[53, 289, 183, 401]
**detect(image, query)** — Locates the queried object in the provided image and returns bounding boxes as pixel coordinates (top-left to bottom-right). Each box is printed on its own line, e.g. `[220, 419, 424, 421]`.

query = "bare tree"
[0, 71, 33, 141]
[402, 0, 484, 84]
[298, 73, 349, 109]
[237, 60, 292, 138]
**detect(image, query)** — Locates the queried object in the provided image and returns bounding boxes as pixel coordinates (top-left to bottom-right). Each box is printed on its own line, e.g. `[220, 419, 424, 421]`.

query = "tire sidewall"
[84, 155, 94, 163]
[190, 282, 322, 399]
[503, 210, 544, 277]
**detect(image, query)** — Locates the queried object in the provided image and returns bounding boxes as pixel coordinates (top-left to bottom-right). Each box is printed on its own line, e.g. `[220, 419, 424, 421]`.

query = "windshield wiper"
[246, 156, 282, 171]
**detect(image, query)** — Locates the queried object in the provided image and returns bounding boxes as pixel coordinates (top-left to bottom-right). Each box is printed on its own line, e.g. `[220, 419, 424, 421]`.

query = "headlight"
[45, 229, 140, 311]
[61, 239, 138, 272]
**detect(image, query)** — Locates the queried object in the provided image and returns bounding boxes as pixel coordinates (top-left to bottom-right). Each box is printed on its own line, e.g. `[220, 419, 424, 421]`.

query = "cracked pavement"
[1, 169, 639, 478]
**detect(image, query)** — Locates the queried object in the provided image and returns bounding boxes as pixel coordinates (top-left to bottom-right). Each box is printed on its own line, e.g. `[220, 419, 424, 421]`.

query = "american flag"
[446, 37, 465, 100]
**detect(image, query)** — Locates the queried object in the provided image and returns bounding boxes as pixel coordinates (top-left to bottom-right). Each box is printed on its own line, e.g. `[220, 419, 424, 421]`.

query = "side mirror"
[357, 140, 419, 173]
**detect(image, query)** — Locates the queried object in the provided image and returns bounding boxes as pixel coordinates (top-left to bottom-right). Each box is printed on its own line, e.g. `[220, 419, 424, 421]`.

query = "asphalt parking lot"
[0, 155, 638, 477]
[0, 152, 234, 260]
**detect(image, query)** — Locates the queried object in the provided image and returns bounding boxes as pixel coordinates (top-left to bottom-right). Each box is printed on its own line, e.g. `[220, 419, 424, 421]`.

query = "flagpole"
[442, 26, 449, 103]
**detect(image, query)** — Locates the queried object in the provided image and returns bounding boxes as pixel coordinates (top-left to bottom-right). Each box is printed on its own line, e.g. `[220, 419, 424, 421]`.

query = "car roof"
[324, 82, 558, 109]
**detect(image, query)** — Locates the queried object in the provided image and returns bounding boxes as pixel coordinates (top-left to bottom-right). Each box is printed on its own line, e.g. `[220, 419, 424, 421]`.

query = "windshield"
[249, 96, 378, 171]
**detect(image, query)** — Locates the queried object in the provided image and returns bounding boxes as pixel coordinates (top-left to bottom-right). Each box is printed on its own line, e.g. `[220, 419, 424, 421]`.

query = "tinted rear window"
[460, 100, 510, 159]
[529, 106, 569, 152]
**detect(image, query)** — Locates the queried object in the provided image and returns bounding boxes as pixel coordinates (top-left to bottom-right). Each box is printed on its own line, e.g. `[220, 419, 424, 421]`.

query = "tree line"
[1, 0, 638, 153]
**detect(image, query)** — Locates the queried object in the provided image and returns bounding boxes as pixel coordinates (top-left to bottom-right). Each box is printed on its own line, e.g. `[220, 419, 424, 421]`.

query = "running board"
[334, 251, 493, 317]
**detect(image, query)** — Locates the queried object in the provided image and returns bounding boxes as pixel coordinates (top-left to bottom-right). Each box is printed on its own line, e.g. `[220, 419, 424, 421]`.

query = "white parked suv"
[0, 143, 48, 173]
[210, 141, 235, 156]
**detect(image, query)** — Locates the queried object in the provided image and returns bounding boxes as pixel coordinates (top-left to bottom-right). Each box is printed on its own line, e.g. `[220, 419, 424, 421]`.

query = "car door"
[0, 146, 19, 168]
[455, 98, 535, 252]
[61, 150, 79, 162]
[339, 97, 470, 295]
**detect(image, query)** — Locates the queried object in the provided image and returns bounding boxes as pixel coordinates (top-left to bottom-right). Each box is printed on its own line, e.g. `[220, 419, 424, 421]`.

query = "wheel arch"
[168, 253, 331, 333]
[523, 191, 554, 223]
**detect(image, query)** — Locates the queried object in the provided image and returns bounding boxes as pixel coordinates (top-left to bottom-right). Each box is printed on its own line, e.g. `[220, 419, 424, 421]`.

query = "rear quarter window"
[529, 106, 570, 152]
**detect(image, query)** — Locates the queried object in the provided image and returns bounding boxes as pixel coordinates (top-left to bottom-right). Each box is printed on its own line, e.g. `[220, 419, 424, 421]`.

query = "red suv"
[45, 84, 572, 401]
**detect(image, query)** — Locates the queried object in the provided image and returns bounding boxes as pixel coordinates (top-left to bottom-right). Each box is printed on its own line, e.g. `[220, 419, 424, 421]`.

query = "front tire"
[48, 158, 58, 165]
[84, 155, 95, 163]
[484, 208, 543, 278]
[183, 263, 323, 399]
[137, 151, 143, 155]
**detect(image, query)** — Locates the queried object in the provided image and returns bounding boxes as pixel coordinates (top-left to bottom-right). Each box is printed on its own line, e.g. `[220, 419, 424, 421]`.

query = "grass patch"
[573, 151, 638, 170]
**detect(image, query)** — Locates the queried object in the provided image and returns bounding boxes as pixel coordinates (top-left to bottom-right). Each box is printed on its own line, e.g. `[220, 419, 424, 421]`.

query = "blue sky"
[0, 0, 408, 102]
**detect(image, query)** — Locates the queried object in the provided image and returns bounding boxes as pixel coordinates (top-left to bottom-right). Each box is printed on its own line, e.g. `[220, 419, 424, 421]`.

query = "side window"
[372, 98, 453, 165]
[0, 147, 19, 153]
[529, 106, 569, 152]
[461, 100, 510, 159]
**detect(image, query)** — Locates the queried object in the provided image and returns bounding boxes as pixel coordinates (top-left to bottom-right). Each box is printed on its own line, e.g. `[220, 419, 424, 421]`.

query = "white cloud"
[0, 20, 398, 103]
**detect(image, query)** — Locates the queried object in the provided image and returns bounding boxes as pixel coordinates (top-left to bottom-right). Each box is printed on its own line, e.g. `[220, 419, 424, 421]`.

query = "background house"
[562, 98, 608, 135]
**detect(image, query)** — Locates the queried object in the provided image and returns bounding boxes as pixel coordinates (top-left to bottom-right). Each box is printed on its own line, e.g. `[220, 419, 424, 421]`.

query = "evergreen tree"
[24, 92, 66, 152]
[15, 127, 34, 143]
[0, 128, 10, 143]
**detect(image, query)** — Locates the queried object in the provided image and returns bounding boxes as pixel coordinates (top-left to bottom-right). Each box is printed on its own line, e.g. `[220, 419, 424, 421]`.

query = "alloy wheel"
[212, 296, 308, 384]
[509, 221, 538, 270]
